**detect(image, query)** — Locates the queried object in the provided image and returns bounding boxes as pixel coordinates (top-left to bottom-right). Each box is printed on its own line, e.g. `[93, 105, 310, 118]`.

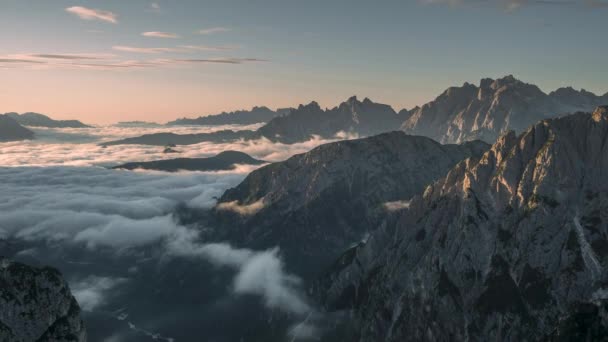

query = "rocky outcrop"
[0, 115, 34, 142]
[167, 106, 292, 126]
[211, 132, 489, 276]
[318, 107, 608, 341]
[402, 75, 608, 144]
[113, 151, 266, 172]
[0, 258, 86, 341]
[6, 112, 90, 128]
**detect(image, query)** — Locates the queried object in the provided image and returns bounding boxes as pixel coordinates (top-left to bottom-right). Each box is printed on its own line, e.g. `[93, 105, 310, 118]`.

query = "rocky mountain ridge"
[318, 106, 608, 341]
[209, 132, 489, 276]
[402, 75, 608, 144]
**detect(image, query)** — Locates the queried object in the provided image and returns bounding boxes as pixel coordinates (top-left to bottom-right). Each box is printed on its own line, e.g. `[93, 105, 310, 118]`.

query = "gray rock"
[320, 107, 608, 341]
[0, 258, 86, 342]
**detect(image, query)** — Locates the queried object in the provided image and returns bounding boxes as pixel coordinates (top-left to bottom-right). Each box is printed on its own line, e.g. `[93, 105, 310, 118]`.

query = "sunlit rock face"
[319, 107, 608, 341]
[0, 258, 86, 342]
[212, 131, 489, 277]
[402, 75, 608, 144]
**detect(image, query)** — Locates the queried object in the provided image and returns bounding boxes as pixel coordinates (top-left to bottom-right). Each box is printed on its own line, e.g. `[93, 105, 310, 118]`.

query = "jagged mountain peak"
[320, 109, 608, 341]
[297, 100, 322, 111]
[403, 76, 608, 144]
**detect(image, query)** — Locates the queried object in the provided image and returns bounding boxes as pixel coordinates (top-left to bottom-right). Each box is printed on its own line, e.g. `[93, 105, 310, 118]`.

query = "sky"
[1, 0, 607, 124]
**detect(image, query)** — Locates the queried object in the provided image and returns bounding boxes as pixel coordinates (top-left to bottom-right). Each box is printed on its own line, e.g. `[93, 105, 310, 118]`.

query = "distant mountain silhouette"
[6, 112, 91, 128]
[257, 96, 403, 143]
[113, 151, 265, 172]
[103, 97, 403, 146]
[0, 115, 35, 141]
[166, 107, 293, 126]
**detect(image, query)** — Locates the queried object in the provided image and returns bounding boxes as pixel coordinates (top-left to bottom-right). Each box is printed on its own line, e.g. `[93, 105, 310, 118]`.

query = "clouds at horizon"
[0, 124, 352, 167]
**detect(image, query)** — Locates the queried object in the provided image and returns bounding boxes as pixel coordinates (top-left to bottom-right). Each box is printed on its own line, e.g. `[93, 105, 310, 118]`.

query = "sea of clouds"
[0, 124, 349, 167]
[0, 123, 344, 340]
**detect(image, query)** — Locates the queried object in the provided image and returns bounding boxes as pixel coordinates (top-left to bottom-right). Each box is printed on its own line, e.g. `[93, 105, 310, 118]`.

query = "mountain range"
[100, 76, 607, 147]
[0, 115, 35, 142]
[113, 151, 265, 172]
[316, 106, 608, 341]
[166, 106, 293, 126]
[402, 75, 608, 143]
[6, 112, 91, 128]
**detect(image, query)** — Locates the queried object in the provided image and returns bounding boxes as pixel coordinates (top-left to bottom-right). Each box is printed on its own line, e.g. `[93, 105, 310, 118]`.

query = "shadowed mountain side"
[6, 112, 91, 128]
[113, 151, 266, 172]
[202, 132, 490, 278]
[0, 115, 35, 142]
[317, 107, 608, 341]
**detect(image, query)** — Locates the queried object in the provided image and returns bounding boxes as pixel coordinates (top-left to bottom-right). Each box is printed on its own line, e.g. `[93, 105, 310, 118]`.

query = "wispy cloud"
[112, 46, 182, 54]
[171, 58, 268, 64]
[142, 31, 180, 39]
[150, 2, 161, 13]
[27, 53, 116, 60]
[197, 27, 231, 35]
[420, 0, 607, 10]
[179, 45, 239, 52]
[65, 6, 118, 24]
[0, 58, 45, 64]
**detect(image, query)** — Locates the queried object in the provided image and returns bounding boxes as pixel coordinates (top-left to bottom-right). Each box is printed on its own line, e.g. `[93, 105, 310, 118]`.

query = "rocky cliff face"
[0, 258, 86, 342]
[257, 96, 403, 143]
[319, 107, 608, 341]
[212, 132, 489, 276]
[402, 75, 608, 144]
[0, 115, 35, 142]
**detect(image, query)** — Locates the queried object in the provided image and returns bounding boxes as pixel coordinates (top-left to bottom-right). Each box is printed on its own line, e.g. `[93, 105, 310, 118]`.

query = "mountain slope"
[210, 132, 489, 276]
[167, 106, 292, 126]
[0, 258, 86, 341]
[6, 112, 90, 128]
[319, 107, 608, 341]
[0, 115, 35, 141]
[113, 151, 266, 172]
[403, 75, 608, 144]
